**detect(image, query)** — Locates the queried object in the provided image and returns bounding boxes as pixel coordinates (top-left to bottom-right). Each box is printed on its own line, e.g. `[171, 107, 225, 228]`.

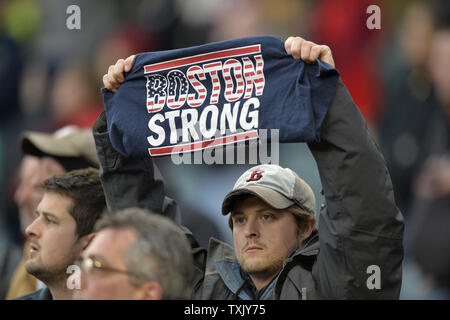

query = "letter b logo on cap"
[247, 170, 264, 182]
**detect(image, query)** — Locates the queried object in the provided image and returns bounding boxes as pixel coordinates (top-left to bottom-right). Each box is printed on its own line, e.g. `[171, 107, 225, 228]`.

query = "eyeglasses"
[75, 257, 142, 279]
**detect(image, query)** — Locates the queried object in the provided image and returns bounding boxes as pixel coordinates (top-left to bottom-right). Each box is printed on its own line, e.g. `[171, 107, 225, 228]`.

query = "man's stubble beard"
[238, 251, 285, 279]
[25, 251, 77, 286]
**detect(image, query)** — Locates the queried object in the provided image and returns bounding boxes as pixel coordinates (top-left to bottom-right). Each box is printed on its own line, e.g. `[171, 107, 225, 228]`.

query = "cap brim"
[21, 133, 78, 158]
[221, 185, 295, 215]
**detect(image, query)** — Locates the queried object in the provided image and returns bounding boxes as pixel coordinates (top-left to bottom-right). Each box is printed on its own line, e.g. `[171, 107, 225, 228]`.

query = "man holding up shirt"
[97, 36, 404, 299]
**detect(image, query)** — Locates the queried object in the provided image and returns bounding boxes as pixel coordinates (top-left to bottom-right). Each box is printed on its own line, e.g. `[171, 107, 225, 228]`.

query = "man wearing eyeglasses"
[14, 168, 106, 300]
[72, 208, 194, 300]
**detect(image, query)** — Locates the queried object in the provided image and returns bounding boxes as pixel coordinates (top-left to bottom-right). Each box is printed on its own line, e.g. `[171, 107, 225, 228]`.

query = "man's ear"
[136, 281, 163, 300]
[78, 232, 96, 251]
[298, 219, 316, 243]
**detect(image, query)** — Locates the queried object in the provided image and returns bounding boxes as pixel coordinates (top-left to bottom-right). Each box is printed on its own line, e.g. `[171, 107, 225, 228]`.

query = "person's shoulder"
[299, 234, 320, 256]
[206, 237, 235, 261]
[13, 288, 52, 300]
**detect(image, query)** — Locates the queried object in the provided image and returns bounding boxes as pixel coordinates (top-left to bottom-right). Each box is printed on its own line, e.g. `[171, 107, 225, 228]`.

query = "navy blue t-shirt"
[103, 36, 339, 158]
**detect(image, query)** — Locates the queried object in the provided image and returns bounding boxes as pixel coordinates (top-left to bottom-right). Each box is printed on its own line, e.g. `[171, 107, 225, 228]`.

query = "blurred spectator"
[0, 33, 22, 128]
[208, 0, 271, 42]
[0, 3, 25, 239]
[407, 0, 450, 297]
[48, 61, 103, 130]
[378, 1, 441, 213]
[208, 0, 309, 43]
[13, 157, 46, 237]
[3, 126, 99, 299]
[312, 0, 384, 129]
[93, 24, 159, 94]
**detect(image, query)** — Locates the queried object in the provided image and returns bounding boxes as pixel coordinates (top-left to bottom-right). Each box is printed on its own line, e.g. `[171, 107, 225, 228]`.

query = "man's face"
[25, 192, 81, 284]
[231, 196, 300, 280]
[74, 228, 141, 300]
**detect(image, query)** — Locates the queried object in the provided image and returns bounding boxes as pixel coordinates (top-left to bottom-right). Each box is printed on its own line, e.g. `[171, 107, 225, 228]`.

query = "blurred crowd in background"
[0, 0, 449, 299]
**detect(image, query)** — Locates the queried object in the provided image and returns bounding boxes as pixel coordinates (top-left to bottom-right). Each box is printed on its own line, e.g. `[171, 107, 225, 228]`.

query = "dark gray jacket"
[93, 78, 404, 299]
[13, 287, 52, 300]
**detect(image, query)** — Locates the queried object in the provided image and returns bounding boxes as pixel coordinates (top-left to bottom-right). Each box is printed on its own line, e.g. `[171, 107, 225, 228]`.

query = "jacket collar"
[215, 259, 253, 300]
[36, 287, 53, 300]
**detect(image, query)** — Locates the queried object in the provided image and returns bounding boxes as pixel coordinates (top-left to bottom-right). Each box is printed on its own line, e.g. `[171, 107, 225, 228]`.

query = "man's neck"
[47, 280, 72, 300]
[249, 271, 278, 292]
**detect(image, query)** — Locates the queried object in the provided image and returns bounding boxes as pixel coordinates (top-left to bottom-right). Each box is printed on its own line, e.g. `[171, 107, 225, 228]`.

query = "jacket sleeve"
[92, 111, 207, 289]
[92, 111, 181, 224]
[309, 79, 404, 299]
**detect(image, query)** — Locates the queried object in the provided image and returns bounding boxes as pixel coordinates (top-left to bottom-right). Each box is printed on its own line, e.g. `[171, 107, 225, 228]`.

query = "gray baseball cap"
[221, 164, 316, 216]
[21, 125, 99, 169]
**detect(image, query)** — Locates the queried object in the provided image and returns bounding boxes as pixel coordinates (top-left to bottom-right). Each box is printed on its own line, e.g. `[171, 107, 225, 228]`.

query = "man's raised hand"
[103, 55, 135, 92]
[284, 36, 335, 68]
